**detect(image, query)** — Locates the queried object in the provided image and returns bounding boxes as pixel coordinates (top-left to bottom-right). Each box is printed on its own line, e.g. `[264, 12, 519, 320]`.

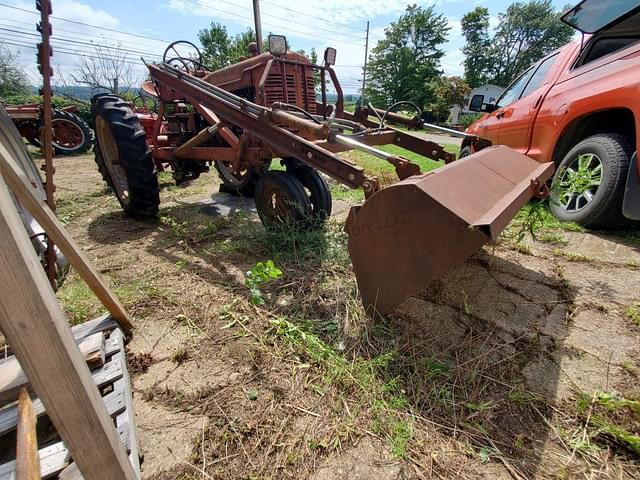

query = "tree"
[461, 1, 574, 88]
[71, 43, 136, 94]
[490, 1, 573, 86]
[365, 4, 449, 109]
[461, 7, 491, 88]
[430, 76, 470, 122]
[0, 46, 30, 98]
[199, 23, 270, 70]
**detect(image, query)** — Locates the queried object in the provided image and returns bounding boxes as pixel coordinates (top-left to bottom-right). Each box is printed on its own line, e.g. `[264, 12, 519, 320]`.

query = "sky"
[1, 0, 570, 94]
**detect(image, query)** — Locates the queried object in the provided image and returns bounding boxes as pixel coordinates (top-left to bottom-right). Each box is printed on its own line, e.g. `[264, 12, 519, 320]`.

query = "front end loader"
[91, 36, 553, 315]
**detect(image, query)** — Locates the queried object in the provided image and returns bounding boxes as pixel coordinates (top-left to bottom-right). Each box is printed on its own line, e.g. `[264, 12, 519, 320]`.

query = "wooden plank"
[0, 442, 69, 480]
[112, 329, 141, 474]
[70, 315, 118, 342]
[58, 463, 83, 480]
[0, 369, 126, 437]
[0, 176, 137, 480]
[15, 389, 39, 480]
[0, 143, 133, 335]
[0, 332, 107, 403]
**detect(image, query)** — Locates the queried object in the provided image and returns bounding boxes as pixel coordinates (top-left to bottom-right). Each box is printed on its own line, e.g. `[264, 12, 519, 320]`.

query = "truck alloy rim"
[95, 117, 130, 205]
[51, 118, 85, 151]
[555, 153, 603, 212]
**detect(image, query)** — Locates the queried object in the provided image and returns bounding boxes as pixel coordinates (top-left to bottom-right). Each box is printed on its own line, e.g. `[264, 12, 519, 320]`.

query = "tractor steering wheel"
[162, 40, 207, 72]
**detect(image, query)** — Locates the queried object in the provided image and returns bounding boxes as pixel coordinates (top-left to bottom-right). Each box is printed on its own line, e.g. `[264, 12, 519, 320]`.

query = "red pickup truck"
[463, 0, 640, 228]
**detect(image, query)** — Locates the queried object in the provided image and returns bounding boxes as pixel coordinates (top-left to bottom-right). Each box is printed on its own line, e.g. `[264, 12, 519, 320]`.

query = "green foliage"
[198, 23, 258, 71]
[0, 46, 30, 99]
[624, 303, 640, 326]
[461, 7, 492, 88]
[365, 5, 449, 110]
[245, 260, 283, 305]
[458, 112, 482, 129]
[461, 1, 574, 88]
[2, 93, 93, 125]
[429, 76, 470, 122]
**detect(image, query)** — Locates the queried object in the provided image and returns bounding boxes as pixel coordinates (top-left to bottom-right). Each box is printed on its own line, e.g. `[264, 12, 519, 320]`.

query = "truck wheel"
[289, 165, 332, 224]
[254, 171, 312, 227]
[459, 145, 472, 159]
[550, 133, 633, 229]
[92, 95, 160, 218]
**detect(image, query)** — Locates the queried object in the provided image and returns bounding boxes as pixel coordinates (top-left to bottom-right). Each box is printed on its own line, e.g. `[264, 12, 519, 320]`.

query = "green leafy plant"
[245, 260, 283, 305]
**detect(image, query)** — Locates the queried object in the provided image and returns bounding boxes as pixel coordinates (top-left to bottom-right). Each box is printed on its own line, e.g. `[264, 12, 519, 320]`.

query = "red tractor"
[91, 36, 554, 315]
[7, 103, 93, 156]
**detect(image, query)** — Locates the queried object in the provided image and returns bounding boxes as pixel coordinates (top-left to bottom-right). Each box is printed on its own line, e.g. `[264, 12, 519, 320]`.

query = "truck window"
[520, 53, 558, 99]
[578, 36, 640, 66]
[496, 67, 535, 108]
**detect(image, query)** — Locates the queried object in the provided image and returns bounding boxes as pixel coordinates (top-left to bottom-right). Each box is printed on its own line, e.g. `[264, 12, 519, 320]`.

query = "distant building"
[450, 84, 505, 124]
[463, 84, 505, 112]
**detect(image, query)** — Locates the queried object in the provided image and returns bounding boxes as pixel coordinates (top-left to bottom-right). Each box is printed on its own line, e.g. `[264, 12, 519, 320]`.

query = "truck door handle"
[496, 110, 505, 119]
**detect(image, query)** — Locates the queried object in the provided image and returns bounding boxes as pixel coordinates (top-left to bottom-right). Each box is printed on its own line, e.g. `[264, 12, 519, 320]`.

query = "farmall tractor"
[91, 36, 554, 315]
[7, 103, 93, 155]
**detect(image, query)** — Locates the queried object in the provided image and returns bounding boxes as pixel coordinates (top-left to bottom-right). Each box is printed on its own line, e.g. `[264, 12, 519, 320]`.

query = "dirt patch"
[54, 154, 640, 479]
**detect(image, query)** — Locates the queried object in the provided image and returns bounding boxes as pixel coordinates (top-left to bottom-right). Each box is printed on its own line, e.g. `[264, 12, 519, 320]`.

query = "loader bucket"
[345, 145, 554, 315]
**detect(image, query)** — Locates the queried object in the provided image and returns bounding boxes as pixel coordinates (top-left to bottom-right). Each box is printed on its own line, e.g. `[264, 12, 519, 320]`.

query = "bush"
[459, 113, 482, 129]
[2, 94, 93, 125]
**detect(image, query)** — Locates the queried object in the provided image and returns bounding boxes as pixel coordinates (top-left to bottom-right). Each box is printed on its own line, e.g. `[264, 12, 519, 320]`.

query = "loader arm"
[148, 63, 381, 196]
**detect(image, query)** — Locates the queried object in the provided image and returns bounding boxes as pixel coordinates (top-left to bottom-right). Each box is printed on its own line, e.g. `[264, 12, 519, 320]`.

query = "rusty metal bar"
[149, 63, 378, 195]
[36, 0, 56, 287]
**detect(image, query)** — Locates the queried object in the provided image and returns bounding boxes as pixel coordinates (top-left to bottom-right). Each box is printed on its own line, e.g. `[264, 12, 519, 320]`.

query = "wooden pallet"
[0, 316, 140, 479]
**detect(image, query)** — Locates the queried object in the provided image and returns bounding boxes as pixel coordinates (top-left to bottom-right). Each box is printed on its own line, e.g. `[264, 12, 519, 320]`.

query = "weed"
[56, 273, 103, 324]
[245, 260, 283, 305]
[171, 346, 189, 364]
[539, 231, 568, 246]
[465, 400, 495, 412]
[624, 302, 640, 326]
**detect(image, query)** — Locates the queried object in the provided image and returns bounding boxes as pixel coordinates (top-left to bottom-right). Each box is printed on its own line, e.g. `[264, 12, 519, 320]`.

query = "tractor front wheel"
[288, 164, 332, 224]
[92, 94, 160, 218]
[214, 160, 267, 197]
[254, 171, 312, 227]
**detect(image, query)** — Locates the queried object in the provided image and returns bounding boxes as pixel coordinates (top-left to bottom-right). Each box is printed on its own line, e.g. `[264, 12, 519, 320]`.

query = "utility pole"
[362, 21, 370, 98]
[253, 0, 263, 53]
[112, 77, 119, 95]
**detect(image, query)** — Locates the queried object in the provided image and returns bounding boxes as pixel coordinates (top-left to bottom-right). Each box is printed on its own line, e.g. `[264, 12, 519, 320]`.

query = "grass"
[329, 143, 458, 202]
[624, 302, 640, 326]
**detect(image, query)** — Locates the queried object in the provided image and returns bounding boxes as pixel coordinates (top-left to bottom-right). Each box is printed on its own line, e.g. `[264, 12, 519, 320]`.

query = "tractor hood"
[562, 0, 640, 34]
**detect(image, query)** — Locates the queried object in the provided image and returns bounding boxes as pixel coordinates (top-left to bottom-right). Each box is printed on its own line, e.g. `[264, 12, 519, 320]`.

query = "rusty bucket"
[345, 145, 554, 315]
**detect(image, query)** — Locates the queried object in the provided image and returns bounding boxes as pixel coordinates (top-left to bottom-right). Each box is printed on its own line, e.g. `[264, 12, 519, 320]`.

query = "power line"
[176, 0, 365, 47]
[0, 18, 165, 53]
[0, 26, 164, 59]
[214, 0, 365, 40]
[0, 38, 148, 67]
[260, 0, 366, 34]
[0, 2, 170, 44]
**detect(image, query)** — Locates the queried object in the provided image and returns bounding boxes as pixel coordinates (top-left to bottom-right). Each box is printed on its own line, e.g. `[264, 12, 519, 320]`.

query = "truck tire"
[459, 145, 472, 159]
[550, 133, 633, 229]
[254, 171, 312, 227]
[92, 95, 160, 218]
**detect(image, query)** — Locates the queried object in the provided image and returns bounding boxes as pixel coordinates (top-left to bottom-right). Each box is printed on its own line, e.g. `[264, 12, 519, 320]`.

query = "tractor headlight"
[324, 47, 337, 66]
[269, 35, 287, 56]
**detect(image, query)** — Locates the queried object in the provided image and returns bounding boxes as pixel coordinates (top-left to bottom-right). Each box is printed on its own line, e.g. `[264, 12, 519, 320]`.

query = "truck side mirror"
[469, 94, 485, 112]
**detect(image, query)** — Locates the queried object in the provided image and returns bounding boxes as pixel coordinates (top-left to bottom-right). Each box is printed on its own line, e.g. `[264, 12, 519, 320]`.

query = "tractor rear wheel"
[214, 160, 266, 197]
[254, 171, 312, 227]
[29, 110, 94, 156]
[92, 94, 160, 218]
